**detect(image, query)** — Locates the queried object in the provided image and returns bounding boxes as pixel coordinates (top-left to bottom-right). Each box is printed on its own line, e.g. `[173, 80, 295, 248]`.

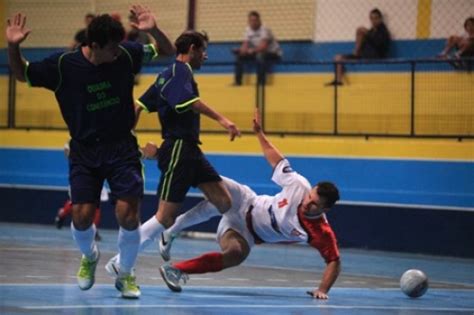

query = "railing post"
[333, 61, 338, 135]
[256, 75, 265, 131]
[410, 61, 415, 136]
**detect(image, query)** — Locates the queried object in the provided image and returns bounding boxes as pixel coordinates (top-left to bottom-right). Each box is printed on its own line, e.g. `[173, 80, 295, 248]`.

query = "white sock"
[139, 216, 165, 252]
[71, 223, 98, 261]
[165, 200, 220, 238]
[118, 227, 140, 275]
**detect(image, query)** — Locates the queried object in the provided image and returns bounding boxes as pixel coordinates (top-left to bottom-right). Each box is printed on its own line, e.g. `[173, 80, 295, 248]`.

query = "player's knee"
[71, 206, 95, 230]
[223, 247, 247, 267]
[118, 214, 140, 230]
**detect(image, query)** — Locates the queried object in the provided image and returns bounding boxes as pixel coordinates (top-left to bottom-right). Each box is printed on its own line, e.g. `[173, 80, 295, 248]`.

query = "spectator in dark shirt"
[326, 8, 391, 86]
[438, 17, 474, 59]
[70, 13, 95, 50]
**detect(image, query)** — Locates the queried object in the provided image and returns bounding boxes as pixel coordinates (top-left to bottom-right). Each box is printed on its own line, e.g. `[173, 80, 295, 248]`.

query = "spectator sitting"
[438, 17, 474, 59]
[232, 11, 282, 86]
[326, 8, 391, 86]
[70, 13, 95, 50]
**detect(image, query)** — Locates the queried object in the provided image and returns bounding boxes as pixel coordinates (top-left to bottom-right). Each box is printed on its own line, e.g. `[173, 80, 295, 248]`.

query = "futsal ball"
[400, 269, 429, 298]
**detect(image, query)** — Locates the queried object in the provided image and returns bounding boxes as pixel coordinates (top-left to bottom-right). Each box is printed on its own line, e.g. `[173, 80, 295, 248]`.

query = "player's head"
[464, 17, 474, 34]
[248, 11, 262, 31]
[369, 8, 383, 27]
[175, 31, 209, 69]
[86, 14, 125, 63]
[301, 182, 340, 217]
[84, 13, 95, 26]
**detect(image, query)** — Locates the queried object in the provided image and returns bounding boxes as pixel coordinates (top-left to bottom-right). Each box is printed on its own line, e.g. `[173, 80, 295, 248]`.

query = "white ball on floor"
[400, 269, 429, 298]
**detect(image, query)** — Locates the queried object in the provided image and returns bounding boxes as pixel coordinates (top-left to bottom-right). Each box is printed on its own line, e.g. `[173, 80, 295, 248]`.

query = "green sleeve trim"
[24, 61, 32, 87]
[175, 97, 199, 114]
[143, 44, 158, 63]
[120, 45, 134, 69]
[185, 63, 193, 73]
[136, 100, 150, 113]
[54, 52, 73, 92]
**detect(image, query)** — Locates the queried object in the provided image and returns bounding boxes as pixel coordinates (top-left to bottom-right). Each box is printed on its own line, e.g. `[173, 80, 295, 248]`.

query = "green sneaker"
[76, 250, 100, 290]
[115, 274, 141, 299]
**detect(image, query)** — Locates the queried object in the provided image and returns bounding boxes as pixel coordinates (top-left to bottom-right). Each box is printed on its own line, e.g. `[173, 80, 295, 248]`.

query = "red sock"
[93, 208, 101, 226]
[173, 252, 223, 274]
[58, 200, 73, 219]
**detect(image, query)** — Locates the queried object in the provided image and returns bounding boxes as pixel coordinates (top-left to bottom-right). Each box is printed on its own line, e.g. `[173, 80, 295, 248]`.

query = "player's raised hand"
[130, 4, 157, 32]
[252, 109, 263, 133]
[6, 13, 31, 45]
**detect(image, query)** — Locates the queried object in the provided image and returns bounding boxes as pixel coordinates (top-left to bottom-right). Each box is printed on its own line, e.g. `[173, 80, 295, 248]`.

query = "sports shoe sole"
[159, 266, 182, 292]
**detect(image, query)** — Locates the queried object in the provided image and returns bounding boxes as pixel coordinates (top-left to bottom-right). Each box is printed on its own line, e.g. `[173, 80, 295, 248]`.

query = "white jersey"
[250, 159, 312, 243]
[244, 25, 282, 56]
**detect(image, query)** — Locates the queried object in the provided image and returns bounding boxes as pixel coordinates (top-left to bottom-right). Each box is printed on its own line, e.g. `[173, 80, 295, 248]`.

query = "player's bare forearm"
[148, 26, 175, 56]
[192, 100, 240, 140]
[6, 13, 31, 82]
[253, 110, 284, 168]
[256, 131, 284, 169]
[8, 43, 27, 82]
[192, 100, 221, 121]
[317, 260, 341, 295]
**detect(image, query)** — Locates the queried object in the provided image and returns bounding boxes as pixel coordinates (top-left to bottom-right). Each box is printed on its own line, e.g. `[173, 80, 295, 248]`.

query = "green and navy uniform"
[25, 42, 158, 203]
[138, 60, 221, 203]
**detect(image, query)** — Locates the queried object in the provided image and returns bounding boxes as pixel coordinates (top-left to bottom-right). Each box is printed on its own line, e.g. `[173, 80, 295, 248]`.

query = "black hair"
[175, 30, 208, 55]
[85, 13, 95, 19]
[370, 8, 383, 18]
[464, 17, 474, 29]
[248, 11, 260, 19]
[86, 14, 125, 48]
[316, 182, 340, 208]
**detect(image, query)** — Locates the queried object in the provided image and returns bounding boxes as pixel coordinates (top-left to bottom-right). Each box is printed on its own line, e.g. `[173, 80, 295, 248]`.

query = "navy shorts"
[69, 135, 144, 204]
[157, 139, 221, 203]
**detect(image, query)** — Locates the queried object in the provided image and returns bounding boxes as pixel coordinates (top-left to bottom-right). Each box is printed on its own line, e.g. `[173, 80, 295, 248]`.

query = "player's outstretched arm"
[253, 110, 284, 168]
[130, 4, 175, 56]
[192, 100, 241, 141]
[308, 259, 341, 299]
[6, 13, 31, 82]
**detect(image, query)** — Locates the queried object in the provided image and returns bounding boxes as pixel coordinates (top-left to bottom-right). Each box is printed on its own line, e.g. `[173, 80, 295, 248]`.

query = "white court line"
[190, 277, 214, 281]
[21, 305, 474, 312]
[226, 278, 249, 281]
[24, 276, 50, 279]
[1, 283, 474, 292]
[266, 279, 288, 282]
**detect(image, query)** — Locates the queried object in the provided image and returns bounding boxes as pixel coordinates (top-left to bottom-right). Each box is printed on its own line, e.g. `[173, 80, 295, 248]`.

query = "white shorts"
[216, 176, 257, 247]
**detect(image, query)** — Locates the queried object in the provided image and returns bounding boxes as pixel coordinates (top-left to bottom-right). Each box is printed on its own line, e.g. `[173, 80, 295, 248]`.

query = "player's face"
[93, 41, 122, 64]
[301, 187, 328, 217]
[370, 12, 382, 27]
[189, 44, 208, 70]
[248, 15, 261, 31]
[465, 20, 474, 34]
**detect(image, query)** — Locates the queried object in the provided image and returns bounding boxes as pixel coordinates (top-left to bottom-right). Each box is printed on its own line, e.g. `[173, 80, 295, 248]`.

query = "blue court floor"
[1, 223, 474, 315]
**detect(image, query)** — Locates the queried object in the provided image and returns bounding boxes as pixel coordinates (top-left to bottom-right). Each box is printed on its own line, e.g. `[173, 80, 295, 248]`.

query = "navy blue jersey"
[26, 42, 157, 142]
[137, 61, 201, 142]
